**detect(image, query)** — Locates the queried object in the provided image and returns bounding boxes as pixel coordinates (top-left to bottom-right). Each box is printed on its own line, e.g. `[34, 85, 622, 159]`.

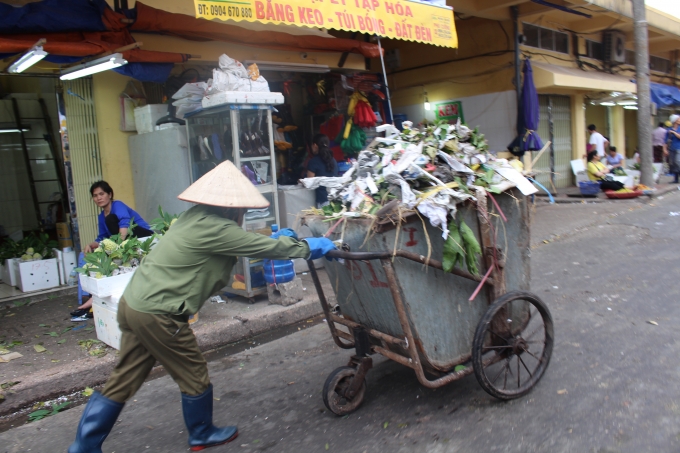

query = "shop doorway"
[533, 95, 573, 189]
[0, 76, 66, 238]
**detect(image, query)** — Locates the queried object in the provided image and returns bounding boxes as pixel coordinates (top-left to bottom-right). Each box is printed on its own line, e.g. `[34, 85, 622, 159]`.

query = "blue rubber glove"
[271, 228, 298, 240]
[303, 237, 337, 261]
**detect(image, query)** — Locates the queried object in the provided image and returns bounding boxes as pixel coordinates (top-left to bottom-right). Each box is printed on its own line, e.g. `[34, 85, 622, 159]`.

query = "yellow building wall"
[375, 17, 515, 109]
[92, 71, 137, 208]
[624, 109, 639, 157]
[571, 94, 586, 160]
[609, 106, 626, 155]
[585, 105, 607, 136]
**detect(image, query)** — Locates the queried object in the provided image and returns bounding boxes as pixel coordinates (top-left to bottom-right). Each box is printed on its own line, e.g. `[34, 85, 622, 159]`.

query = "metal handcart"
[304, 189, 553, 415]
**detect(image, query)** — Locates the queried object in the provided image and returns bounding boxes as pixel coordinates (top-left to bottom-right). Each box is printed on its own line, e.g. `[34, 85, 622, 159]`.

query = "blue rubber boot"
[182, 384, 238, 451]
[68, 392, 124, 453]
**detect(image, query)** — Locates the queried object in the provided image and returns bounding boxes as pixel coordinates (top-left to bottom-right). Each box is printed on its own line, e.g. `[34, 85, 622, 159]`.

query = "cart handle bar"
[326, 249, 492, 286]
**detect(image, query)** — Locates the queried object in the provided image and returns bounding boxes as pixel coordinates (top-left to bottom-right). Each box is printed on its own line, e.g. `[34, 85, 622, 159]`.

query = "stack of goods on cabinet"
[1, 233, 60, 292]
[172, 54, 273, 118]
[301, 120, 539, 276]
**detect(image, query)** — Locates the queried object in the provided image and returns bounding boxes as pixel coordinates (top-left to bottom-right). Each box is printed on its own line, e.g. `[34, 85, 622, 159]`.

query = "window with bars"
[585, 40, 603, 60]
[523, 23, 569, 54]
[625, 50, 670, 73]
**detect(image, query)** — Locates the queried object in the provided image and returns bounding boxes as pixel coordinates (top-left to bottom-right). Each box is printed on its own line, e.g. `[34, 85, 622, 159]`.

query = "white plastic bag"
[172, 82, 209, 100]
[218, 54, 249, 77]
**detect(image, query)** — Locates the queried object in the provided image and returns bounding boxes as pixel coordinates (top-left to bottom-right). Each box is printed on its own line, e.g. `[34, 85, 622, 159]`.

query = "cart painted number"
[403, 227, 418, 247]
[345, 261, 388, 288]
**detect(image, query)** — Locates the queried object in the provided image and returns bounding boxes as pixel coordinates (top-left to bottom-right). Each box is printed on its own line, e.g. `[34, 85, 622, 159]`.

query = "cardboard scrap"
[0, 352, 24, 363]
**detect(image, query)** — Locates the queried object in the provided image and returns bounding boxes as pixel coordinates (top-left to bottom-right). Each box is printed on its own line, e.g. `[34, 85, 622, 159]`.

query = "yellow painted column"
[571, 94, 586, 160]
[92, 71, 136, 209]
[609, 105, 626, 153]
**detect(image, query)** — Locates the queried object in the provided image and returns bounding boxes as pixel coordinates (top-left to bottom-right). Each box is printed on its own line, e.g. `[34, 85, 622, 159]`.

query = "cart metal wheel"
[322, 366, 367, 415]
[472, 290, 554, 400]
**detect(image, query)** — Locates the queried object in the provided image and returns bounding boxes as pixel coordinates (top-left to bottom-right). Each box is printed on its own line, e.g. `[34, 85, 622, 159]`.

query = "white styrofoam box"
[13, 258, 60, 292]
[62, 250, 77, 283]
[202, 91, 284, 108]
[52, 249, 78, 286]
[611, 175, 633, 186]
[93, 294, 122, 349]
[80, 270, 135, 298]
[158, 122, 180, 130]
[134, 104, 169, 134]
[53, 250, 65, 285]
[1, 259, 18, 287]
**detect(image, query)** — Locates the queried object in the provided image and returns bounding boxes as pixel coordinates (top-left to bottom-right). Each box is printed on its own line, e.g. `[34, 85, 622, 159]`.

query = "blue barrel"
[263, 225, 295, 284]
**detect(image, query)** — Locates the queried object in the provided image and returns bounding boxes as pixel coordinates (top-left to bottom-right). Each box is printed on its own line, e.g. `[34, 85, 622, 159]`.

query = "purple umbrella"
[508, 59, 544, 156]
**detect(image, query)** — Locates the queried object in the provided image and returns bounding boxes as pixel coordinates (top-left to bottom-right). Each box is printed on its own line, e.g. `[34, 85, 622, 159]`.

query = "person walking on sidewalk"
[67, 161, 337, 453]
[667, 114, 680, 184]
[588, 124, 609, 157]
[653, 122, 669, 164]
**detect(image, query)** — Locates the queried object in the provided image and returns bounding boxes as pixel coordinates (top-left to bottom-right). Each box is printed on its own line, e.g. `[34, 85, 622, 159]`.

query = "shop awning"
[130, 2, 382, 58]
[0, 0, 383, 82]
[193, 0, 458, 48]
[532, 62, 637, 93]
[650, 82, 680, 107]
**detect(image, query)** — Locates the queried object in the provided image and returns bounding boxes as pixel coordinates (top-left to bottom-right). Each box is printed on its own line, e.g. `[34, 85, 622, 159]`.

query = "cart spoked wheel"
[472, 291, 554, 400]
[322, 366, 367, 415]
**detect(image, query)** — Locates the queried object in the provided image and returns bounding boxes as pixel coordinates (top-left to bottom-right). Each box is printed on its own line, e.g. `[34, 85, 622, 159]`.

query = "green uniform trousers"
[101, 298, 210, 403]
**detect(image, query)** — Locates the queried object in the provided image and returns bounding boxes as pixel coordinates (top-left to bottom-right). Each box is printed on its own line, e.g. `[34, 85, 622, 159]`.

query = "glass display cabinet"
[185, 104, 280, 300]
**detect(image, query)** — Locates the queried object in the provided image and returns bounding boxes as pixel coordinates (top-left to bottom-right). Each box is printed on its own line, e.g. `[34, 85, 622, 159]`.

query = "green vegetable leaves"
[443, 221, 464, 273]
[442, 219, 482, 276]
[459, 220, 481, 276]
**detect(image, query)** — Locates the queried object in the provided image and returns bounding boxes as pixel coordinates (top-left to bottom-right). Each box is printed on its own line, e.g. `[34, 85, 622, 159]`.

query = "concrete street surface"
[1, 191, 680, 452]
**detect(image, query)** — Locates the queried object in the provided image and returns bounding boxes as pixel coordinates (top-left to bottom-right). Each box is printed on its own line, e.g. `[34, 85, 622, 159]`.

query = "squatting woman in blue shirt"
[71, 181, 153, 320]
[85, 181, 153, 252]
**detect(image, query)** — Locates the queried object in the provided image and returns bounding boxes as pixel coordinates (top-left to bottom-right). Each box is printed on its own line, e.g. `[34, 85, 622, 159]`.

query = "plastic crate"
[92, 295, 122, 349]
[578, 181, 600, 195]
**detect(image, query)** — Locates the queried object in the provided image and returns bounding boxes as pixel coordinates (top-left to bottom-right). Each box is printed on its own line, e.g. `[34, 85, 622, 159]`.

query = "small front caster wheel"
[322, 366, 366, 415]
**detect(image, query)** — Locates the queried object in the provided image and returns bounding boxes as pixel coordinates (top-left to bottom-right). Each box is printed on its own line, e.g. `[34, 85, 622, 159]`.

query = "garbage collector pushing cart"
[68, 161, 336, 453]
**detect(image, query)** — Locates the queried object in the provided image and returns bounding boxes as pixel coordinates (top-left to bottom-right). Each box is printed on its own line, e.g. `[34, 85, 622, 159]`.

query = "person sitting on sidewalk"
[605, 146, 626, 175]
[67, 161, 337, 453]
[587, 151, 624, 191]
[71, 181, 154, 321]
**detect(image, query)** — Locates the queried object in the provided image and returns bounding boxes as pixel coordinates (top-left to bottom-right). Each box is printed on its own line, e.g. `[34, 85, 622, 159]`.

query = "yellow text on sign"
[194, 0, 458, 48]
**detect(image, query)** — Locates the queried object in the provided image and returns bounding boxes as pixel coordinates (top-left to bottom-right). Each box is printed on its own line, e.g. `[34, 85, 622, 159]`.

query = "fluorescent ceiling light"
[8, 46, 48, 73]
[60, 53, 127, 80]
[244, 61, 330, 74]
[600, 102, 616, 106]
[0, 126, 30, 133]
[623, 105, 638, 110]
[617, 100, 638, 106]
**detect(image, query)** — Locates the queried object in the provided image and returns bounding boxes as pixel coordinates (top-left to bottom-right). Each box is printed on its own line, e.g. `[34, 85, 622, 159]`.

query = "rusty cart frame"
[304, 190, 554, 414]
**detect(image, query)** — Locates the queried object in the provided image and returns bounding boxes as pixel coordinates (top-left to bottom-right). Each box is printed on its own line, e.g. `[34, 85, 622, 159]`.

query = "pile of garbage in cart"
[301, 120, 538, 240]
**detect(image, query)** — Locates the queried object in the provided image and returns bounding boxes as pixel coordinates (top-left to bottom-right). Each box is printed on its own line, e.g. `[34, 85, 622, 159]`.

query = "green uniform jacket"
[124, 205, 310, 315]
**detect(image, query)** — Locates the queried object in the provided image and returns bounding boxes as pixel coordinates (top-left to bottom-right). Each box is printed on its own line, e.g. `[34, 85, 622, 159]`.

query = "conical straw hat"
[178, 160, 270, 208]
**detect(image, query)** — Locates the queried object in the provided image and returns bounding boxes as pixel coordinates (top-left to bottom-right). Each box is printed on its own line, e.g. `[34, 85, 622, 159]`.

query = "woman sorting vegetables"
[68, 161, 336, 453]
[70, 181, 153, 321]
[586, 151, 624, 192]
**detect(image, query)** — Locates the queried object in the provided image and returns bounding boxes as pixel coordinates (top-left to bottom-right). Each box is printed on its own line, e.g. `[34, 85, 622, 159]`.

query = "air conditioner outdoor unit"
[603, 30, 626, 64]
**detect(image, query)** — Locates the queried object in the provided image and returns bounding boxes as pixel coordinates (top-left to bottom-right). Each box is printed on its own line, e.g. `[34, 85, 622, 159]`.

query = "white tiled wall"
[393, 90, 518, 153]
